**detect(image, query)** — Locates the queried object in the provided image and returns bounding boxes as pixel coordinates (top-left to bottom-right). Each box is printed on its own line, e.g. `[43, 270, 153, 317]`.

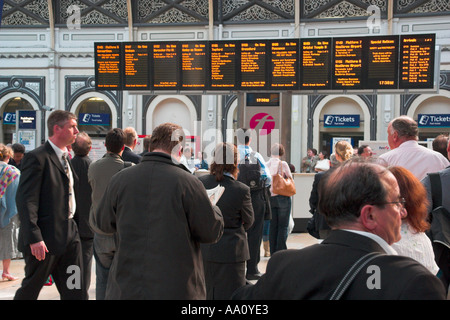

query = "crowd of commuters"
[2, 111, 449, 300]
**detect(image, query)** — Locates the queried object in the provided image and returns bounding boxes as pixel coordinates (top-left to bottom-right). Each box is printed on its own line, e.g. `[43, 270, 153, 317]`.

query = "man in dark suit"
[232, 160, 446, 300]
[70, 132, 93, 299]
[122, 127, 142, 164]
[14, 110, 83, 300]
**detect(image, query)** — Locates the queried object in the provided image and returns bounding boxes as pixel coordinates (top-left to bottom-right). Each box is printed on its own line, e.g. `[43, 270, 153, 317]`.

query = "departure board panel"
[94, 33, 437, 92]
[181, 42, 207, 90]
[300, 38, 332, 89]
[333, 37, 364, 89]
[209, 41, 237, 89]
[400, 34, 435, 89]
[239, 41, 268, 90]
[123, 42, 150, 90]
[269, 40, 299, 89]
[95, 43, 122, 89]
[151, 42, 179, 90]
[366, 36, 398, 89]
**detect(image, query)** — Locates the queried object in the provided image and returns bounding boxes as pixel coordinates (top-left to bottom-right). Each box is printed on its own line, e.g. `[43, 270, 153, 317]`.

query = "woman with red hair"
[388, 166, 439, 275]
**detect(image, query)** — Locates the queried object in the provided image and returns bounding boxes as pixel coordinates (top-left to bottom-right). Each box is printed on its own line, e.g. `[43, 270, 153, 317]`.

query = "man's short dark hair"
[105, 128, 125, 154]
[149, 123, 183, 154]
[432, 134, 449, 159]
[143, 135, 152, 152]
[357, 145, 368, 156]
[318, 160, 390, 227]
[11, 143, 25, 154]
[47, 110, 77, 136]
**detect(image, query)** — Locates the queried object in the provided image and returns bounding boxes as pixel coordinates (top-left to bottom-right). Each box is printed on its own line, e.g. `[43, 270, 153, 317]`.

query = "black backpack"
[237, 152, 263, 191]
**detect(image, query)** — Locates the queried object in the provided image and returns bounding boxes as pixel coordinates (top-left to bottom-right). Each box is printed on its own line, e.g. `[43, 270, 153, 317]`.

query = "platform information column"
[333, 38, 364, 89]
[400, 34, 435, 89]
[95, 43, 121, 89]
[209, 42, 237, 90]
[300, 38, 332, 90]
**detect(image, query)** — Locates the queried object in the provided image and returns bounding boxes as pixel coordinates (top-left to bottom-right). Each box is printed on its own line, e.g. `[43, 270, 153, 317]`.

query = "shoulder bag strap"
[330, 252, 383, 300]
[429, 172, 442, 209]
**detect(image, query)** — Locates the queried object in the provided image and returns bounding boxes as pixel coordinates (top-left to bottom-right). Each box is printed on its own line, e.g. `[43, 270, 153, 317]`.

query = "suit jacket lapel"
[45, 141, 67, 176]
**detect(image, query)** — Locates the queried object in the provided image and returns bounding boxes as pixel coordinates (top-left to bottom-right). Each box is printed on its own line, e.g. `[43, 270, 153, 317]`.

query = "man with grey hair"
[377, 116, 449, 180]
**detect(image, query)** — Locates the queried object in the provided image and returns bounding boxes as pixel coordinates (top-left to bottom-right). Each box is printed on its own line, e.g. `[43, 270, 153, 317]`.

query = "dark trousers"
[434, 243, 450, 293]
[204, 261, 246, 300]
[80, 237, 93, 300]
[269, 195, 292, 254]
[246, 189, 266, 276]
[14, 219, 83, 300]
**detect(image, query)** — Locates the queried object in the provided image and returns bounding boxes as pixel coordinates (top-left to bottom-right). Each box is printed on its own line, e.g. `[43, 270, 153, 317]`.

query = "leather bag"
[272, 162, 296, 197]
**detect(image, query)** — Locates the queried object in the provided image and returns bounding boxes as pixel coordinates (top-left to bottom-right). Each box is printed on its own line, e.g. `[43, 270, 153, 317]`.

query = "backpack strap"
[428, 172, 442, 209]
[330, 252, 383, 300]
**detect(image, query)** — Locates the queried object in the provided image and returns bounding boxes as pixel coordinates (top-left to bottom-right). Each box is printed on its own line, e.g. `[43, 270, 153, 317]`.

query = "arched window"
[1, 97, 33, 144]
[76, 97, 112, 138]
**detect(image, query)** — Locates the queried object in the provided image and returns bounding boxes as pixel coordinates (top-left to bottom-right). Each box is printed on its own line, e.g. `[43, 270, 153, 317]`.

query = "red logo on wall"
[249, 113, 275, 135]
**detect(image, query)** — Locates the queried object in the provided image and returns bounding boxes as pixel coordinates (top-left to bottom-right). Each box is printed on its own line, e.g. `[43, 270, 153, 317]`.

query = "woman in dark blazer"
[199, 142, 254, 300]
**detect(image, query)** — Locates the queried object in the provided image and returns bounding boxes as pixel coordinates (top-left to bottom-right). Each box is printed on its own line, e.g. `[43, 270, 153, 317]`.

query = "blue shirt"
[237, 145, 272, 187]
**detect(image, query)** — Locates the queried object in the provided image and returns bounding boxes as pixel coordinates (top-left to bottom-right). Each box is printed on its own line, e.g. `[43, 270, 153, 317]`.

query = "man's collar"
[343, 229, 398, 255]
[398, 140, 418, 148]
[48, 139, 67, 158]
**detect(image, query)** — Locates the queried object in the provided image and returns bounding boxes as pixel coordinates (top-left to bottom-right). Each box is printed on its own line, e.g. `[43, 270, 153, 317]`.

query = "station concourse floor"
[0, 232, 318, 300]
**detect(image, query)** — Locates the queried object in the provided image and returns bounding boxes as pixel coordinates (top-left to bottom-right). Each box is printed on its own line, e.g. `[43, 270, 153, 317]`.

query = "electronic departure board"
[270, 40, 299, 89]
[366, 36, 399, 89]
[151, 42, 179, 90]
[123, 42, 149, 90]
[239, 41, 268, 90]
[95, 43, 121, 89]
[94, 33, 437, 92]
[300, 38, 332, 89]
[400, 34, 435, 89]
[333, 37, 364, 89]
[181, 42, 207, 90]
[209, 41, 237, 90]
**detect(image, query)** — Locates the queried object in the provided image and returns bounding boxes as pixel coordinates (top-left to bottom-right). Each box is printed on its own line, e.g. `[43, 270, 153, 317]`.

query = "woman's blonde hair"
[334, 140, 353, 161]
[0, 144, 13, 161]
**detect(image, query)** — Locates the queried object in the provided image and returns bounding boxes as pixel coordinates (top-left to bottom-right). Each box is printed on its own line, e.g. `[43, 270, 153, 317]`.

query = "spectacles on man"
[376, 197, 406, 210]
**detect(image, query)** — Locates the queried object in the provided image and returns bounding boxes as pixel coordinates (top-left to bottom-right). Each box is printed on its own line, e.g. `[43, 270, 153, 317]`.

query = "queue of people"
[2, 111, 449, 300]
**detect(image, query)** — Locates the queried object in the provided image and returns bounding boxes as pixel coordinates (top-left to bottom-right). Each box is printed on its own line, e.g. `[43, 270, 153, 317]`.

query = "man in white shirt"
[15, 110, 83, 300]
[377, 116, 449, 180]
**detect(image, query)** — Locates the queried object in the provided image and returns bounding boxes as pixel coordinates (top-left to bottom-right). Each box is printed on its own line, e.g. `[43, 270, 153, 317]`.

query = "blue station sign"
[3, 112, 16, 125]
[79, 113, 110, 126]
[18, 110, 37, 129]
[418, 114, 450, 128]
[324, 114, 360, 128]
